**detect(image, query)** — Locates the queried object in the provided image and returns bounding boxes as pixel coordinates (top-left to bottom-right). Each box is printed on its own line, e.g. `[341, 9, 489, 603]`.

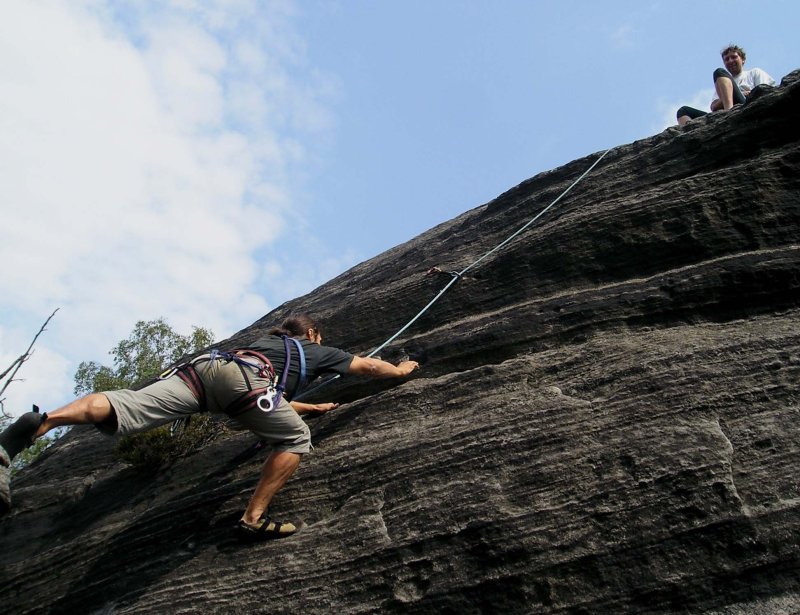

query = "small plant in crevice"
[115, 414, 227, 472]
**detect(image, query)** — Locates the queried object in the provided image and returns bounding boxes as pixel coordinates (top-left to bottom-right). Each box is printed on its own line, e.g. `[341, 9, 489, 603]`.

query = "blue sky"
[1, 0, 798, 417]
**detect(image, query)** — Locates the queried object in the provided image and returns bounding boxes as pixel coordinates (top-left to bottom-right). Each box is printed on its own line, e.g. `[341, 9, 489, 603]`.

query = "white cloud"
[0, 0, 338, 416]
[610, 24, 635, 48]
[143, 21, 227, 129]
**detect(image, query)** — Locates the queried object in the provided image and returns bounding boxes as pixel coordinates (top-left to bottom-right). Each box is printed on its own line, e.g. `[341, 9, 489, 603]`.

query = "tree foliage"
[71, 318, 225, 472]
[9, 437, 51, 476]
[74, 318, 214, 396]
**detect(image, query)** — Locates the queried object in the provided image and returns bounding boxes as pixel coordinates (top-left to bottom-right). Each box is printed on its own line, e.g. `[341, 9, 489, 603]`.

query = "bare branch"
[0, 308, 59, 417]
[0, 355, 26, 382]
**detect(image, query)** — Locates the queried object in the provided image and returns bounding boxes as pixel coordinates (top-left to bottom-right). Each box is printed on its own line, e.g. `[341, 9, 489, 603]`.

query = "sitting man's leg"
[677, 105, 707, 126]
[713, 68, 747, 110]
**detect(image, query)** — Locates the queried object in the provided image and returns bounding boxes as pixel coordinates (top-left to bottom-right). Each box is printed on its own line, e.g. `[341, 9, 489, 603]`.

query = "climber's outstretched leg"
[33, 393, 117, 439]
[0, 393, 117, 517]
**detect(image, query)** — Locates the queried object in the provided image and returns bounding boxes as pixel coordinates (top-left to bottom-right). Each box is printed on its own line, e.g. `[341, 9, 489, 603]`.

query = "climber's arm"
[348, 356, 419, 378]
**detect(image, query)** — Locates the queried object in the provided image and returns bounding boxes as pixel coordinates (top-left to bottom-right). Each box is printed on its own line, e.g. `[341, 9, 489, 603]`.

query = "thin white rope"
[369, 147, 612, 357]
[366, 274, 461, 358]
[296, 147, 612, 399]
[459, 148, 612, 277]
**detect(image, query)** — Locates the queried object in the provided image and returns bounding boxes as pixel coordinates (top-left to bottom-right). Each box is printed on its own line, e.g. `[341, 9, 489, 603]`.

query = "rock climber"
[0, 313, 419, 541]
[676, 44, 776, 126]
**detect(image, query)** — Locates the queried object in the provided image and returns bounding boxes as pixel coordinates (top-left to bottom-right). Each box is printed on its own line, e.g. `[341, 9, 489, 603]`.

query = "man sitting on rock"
[676, 44, 776, 126]
[0, 314, 419, 541]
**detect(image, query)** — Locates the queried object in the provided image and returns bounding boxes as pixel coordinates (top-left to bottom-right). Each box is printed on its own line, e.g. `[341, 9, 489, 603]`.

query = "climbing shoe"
[0, 411, 45, 518]
[236, 516, 297, 542]
[0, 411, 46, 461]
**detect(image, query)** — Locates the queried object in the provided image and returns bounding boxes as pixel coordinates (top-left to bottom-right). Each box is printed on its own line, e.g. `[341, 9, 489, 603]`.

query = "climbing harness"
[296, 147, 613, 400]
[161, 336, 306, 416]
[254, 336, 307, 413]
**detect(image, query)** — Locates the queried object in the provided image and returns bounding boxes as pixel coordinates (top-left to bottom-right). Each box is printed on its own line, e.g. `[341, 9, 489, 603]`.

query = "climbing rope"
[296, 147, 613, 400]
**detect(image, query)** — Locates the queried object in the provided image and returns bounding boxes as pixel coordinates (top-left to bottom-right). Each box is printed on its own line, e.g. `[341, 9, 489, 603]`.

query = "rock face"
[2, 72, 799, 614]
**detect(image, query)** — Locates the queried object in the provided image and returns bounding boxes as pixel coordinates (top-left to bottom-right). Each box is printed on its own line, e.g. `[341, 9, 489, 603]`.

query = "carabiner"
[159, 366, 178, 380]
[256, 389, 277, 413]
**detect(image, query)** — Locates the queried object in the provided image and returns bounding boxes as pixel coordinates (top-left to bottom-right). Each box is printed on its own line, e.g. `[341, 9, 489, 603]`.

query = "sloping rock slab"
[1, 71, 799, 614]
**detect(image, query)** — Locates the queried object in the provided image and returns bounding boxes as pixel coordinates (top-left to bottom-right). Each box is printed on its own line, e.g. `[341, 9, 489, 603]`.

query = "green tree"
[74, 318, 214, 395]
[9, 438, 51, 476]
[72, 318, 224, 472]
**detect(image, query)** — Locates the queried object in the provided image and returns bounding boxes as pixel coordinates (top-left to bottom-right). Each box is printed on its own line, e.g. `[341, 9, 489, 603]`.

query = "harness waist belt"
[171, 338, 306, 418]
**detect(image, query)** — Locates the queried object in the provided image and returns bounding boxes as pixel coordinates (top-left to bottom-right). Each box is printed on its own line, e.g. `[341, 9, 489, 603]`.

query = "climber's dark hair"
[268, 314, 321, 338]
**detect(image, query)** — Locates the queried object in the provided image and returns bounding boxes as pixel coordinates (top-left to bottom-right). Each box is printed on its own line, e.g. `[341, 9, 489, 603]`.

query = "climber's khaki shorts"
[101, 358, 311, 454]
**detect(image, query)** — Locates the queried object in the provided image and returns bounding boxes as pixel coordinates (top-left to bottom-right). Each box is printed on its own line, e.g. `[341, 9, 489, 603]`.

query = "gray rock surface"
[1, 71, 799, 614]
